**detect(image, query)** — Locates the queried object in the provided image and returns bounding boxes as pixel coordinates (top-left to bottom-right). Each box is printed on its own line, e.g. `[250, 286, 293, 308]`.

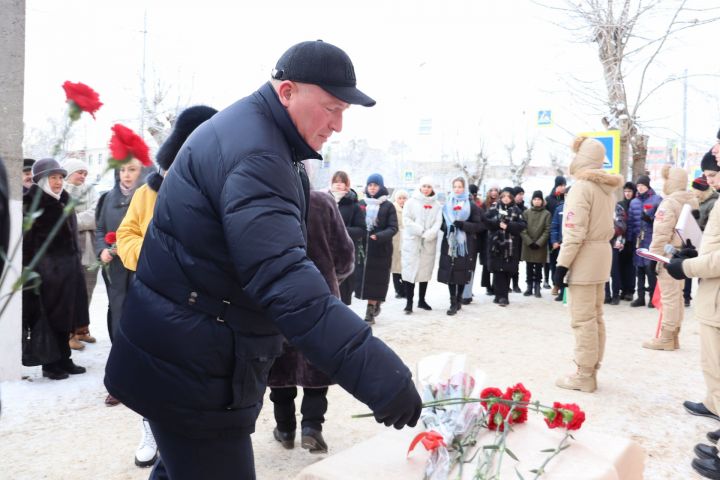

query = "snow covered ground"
[0, 275, 712, 479]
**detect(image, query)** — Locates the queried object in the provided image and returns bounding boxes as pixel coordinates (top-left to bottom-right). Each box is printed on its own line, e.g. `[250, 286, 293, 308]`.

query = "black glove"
[674, 239, 698, 260]
[666, 258, 688, 280]
[453, 220, 465, 229]
[692, 209, 701, 220]
[529, 242, 540, 250]
[641, 212, 653, 224]
[373, 380, 423, 430]
[553, 266, 569, 288]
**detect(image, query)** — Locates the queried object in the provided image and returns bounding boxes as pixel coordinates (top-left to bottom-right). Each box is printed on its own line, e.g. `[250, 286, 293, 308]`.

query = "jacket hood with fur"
[574, 169, 624, 195]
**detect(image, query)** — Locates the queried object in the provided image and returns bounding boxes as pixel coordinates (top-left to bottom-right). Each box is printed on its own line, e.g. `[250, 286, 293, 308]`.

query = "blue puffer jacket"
[105, 82, 415, 439]
[550, 201, 564, 246]
[626, 188, 662, 266]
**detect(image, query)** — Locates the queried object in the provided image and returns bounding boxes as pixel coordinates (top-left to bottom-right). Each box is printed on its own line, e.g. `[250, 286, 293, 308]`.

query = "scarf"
[330, 187, 347, 204]
[119, 182, 136, 197]
[364, 196, 388, 231]
[442, 192, 471, 257]
[37, 177, 61, 200]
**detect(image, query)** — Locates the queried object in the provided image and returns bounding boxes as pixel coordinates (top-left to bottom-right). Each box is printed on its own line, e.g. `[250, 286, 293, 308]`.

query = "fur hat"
[692, 176, 710, 192]
[569, 136, 605, 174]
[554, 175, 567, 187]
[661, 164, 688, 195]
[156, 105, 218, 171]
[32, 158, 66, 183]
[636, 175, 651, 188]
[62, 158, 89, 177]
[701, 151, 720, 172]
[532, 190, 544, 201]
[366, 173, 384, 187]
[23, 158, 35, 172]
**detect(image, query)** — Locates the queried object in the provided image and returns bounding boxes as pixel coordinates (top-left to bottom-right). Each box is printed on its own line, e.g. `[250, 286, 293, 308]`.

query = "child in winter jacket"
[520, 190, 551, 298]
[604, 203, 627, 305]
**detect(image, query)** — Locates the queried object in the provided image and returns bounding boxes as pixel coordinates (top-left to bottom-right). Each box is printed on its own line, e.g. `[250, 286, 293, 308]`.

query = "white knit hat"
[62, 158, 90, 177]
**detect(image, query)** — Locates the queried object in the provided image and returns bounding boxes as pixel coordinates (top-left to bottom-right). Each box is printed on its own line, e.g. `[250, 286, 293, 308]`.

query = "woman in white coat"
[401, 176, 443, 314]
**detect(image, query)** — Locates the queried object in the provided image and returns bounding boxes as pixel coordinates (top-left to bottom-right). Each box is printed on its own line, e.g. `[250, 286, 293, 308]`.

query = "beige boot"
[69, 335, 85, 351]
[556, 366, 597, 393]
[674, 327, 680, 350]
[642, 329, 676, 351]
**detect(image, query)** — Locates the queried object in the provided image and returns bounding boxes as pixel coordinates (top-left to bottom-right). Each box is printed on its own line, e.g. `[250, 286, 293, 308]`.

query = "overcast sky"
[24, 0, 720, 165]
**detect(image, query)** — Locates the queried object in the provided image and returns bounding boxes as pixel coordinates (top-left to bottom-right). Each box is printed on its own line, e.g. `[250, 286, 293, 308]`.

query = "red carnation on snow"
[104, 232, 117, 245]
[109, 124, 152, 167]
[62, 81, 102, 119]
[487, 403, 510, 431]
[503, 383, 531, 403]
[559, 403, 586, 430]
[480, 387, 503, 409]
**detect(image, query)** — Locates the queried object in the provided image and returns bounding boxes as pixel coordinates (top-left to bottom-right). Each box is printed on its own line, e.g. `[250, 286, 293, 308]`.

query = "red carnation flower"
[487, 403, 510, 431]
[109, 124, 152, 167]
[480, 387, 503, 409]
[359, 204, 367, 211]
[543, 402, 565, 429]
[503, 383, 531, 403]
[62, 81, 102, 120]
[510, 407, 528, 424]
[424, 205, 433, 209]
[558, 403, 586, 430]
[643, 204, 653, 210]
[453, 205, 462, 211]
[105, 231, 117, 245]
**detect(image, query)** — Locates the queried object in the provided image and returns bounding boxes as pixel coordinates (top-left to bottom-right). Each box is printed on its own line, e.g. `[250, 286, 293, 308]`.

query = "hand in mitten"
[373, 379, 422, 430]
[553, 266, 569, 288]
[674, 239, 698, 259]
[453, 220, 465, 229]
[666, 258, 688, 280]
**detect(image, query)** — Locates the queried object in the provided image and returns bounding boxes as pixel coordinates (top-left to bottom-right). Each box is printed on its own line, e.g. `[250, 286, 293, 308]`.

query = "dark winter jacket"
[95, 184, 136, 339]
[545, 190, 565, 220]
[484, 202, 527, 274]
[104, 82, 414, 439]
[268, 190, 354, 389]
[698, 190, 719, 231]
[355, 189, 398, 301]
[626, 188, 662, 266]
[437, 202, 485, 285]
[550, 201, 564, 246]
[520, 206, 551, 264]
[22, 186, 89, 336]
[337, 189, 366, 242]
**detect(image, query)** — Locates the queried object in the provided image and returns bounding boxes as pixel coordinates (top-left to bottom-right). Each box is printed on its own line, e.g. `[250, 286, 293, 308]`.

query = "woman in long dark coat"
[484, 189, 527, 307]
[96, 158, 143, 344]
[437, 177, 485, 315]
[354, 173, 398, 324]
[268, 190, 355, 454]
[329, 171, 365, 305]
[22, 158, 89, 380]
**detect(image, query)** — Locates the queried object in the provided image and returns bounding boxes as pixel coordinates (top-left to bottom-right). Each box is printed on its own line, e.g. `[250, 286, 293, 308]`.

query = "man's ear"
[277, 81, 295, 107]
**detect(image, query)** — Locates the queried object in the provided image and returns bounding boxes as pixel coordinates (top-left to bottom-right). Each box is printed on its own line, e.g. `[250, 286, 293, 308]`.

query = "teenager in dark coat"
[437, 177, 485, 315]
[618, 181, 637, 300]
[329, 170, 365, 305]
[544, 175, 567, 290]
[484, 189, 527, 306]
[268, 190, 354, 453]
[511, 186, 526, 292]
[22, 158, 89, 379]
[461, 183, 485, 304]
[354, 173, 398, 324]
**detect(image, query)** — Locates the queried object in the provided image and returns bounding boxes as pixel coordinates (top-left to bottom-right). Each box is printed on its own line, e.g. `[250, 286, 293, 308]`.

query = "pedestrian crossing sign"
[537, 110, 552, 127]
[579, 130, 621, 174]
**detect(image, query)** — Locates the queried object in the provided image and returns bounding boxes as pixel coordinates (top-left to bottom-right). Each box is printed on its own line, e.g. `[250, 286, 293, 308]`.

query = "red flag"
[652, 283, 663, 338]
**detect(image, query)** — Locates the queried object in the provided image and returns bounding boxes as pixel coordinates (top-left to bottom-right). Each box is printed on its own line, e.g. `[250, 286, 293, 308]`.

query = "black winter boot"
[404, 298, 413, 315]
[523, 284, 533, 297]
[534, 282, 542, 298]
[447, 298, 458, 316]
[364, 304, 375, 324]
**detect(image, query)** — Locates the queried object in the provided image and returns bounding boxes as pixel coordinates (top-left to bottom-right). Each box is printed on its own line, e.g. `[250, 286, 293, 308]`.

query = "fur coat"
[268, 190, 354, 388]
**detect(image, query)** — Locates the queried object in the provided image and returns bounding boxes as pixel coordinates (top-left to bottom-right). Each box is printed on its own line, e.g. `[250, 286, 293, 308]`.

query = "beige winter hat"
[569, 136, 606, 175]
[662, 164, 688, 195]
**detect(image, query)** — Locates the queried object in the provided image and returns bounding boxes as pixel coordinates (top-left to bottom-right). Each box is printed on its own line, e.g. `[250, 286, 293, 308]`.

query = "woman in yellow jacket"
[115, 105, 216, 470]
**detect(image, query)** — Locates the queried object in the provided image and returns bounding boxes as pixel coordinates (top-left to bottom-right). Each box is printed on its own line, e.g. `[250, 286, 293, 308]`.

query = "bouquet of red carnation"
[62, 81, 103, 120]
[108, 124, 152, 169]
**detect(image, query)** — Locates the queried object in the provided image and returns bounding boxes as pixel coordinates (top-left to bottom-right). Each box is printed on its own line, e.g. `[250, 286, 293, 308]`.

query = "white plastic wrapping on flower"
[415, 353, 486, 480]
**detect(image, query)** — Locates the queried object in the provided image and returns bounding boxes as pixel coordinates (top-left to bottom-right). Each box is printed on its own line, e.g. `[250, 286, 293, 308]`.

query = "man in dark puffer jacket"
[105, 41, 421, 480]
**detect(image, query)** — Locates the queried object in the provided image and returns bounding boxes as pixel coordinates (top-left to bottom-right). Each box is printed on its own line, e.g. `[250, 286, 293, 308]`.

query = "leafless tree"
[549, 152, 566, 176]
[454, 141, 490, 186]
[505, 137, 536, 186]
[539, 0, 719, 180]
[23, 114, 73, 160]
[143, 78, 184, 147]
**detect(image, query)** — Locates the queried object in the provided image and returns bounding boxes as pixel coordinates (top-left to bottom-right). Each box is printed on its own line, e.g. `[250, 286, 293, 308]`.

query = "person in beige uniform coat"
[642, 165, 698, 351]
[554, 136, 623, 393]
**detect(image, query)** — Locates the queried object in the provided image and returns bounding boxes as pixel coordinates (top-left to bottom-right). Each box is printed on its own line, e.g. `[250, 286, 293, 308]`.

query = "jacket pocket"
[228, 334, 283, 409]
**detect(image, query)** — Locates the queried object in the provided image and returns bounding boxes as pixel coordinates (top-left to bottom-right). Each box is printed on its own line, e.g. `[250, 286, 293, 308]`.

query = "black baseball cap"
[271, 40, 376, 107]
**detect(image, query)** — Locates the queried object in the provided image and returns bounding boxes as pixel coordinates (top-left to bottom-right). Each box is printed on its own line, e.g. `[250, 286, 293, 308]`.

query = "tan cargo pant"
[568, 283, 606, 369]
[701, 323, 720, 416]
[657, 265, 683, 331]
